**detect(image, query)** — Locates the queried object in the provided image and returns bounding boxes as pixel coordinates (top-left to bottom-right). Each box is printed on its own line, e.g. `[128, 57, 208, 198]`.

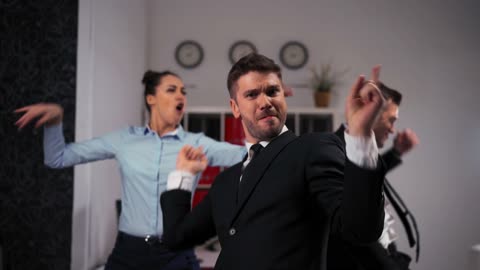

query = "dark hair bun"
[142, 70, 158, 85]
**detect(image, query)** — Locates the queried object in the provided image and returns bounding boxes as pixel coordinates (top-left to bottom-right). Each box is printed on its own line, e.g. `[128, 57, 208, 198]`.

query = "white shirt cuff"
[167, 170, 195, 191]
[344, 130, 379, 169]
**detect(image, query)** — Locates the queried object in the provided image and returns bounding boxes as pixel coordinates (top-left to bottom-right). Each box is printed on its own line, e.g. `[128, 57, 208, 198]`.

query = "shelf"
[184, 106, 343, 138]
[186, 106, 339, 114]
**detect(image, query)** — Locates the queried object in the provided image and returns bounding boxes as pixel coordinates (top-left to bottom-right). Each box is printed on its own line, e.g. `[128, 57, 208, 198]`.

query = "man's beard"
[244, 116, 283, 141]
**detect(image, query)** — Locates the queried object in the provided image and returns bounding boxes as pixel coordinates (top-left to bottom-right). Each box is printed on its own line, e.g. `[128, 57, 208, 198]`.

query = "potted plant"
[310, 64, 348, 107]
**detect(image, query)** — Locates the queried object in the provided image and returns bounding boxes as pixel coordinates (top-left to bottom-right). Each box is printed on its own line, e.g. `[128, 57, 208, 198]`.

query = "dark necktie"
[244, 144, 264, 173]
[384, 179, 420, 261]
[249, 143, 263, 161]
[238, 144, 264, 199]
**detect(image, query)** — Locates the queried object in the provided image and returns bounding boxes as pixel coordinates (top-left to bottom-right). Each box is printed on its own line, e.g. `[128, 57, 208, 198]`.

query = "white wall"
[75, 0, 147, 269]
[76, 0, 480, 269]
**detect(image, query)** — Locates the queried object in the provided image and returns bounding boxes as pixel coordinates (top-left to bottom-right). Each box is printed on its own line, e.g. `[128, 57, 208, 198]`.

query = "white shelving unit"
[183, 106, 343, 138]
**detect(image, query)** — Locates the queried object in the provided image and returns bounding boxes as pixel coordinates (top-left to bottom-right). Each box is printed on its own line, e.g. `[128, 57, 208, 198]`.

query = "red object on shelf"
[225, 115, 245, 145]
[193, 116, 245, 208]
[193, 166, 220, 207]
[192, 190, 209, 208]
[199, 166, 221, 185]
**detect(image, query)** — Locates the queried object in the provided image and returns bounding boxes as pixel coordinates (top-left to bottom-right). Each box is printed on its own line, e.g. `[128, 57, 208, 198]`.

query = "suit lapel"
[230, 131, 297, 225]
[334, 124, 346, 147]
[220, 162, 244, 221]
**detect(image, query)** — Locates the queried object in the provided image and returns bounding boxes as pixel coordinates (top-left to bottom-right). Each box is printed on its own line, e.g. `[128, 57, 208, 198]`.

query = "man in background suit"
[328, 83, 420, 270]
[160, 53, 388, 270]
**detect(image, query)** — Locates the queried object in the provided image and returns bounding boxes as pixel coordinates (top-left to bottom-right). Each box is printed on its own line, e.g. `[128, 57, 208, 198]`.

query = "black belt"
[118, 231, 164, 247]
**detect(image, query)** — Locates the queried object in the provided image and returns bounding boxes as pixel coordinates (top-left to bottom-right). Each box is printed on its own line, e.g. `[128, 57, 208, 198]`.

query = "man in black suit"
[160, 53, 387, 270]
[328, 83, 420, 270]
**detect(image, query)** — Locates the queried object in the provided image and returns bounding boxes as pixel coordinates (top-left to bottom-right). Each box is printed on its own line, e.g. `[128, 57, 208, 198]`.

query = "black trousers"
[104, 231, 200, 270]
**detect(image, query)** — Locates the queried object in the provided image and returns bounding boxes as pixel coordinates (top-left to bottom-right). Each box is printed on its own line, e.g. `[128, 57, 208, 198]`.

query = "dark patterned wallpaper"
[0, 1, 78, 269]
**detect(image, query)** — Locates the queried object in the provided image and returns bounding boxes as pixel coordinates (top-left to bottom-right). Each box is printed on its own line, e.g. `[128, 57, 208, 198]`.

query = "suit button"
[229, 228, 236, 236]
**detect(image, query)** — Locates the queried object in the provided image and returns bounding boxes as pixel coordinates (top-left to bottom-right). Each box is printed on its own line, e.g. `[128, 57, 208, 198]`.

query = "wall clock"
[229, 40, 257, 64]
[175, 40, 204, 69]
[279, 41, 309, 70]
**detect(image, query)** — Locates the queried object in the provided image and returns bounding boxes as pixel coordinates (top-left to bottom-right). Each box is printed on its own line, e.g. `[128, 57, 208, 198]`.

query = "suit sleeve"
[160, 189, 216, 250]
[305, 133, 386, 244]
[381, 148, 402, 172]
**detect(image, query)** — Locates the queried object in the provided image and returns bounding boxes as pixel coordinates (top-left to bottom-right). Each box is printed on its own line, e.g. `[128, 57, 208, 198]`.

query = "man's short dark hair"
[379, 82, 402, 105]
[227, 53, 282, 98]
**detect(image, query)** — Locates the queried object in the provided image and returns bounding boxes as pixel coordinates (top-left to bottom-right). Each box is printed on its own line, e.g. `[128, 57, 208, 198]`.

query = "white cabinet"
[182, 106, 343, 139]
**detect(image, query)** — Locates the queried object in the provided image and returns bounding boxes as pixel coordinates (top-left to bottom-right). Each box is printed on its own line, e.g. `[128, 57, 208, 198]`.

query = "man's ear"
[146, 95, 156, 106]
[230, 99, 241, 119]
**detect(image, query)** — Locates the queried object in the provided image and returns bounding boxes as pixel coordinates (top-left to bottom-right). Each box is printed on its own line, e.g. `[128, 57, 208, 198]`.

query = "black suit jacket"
[327, 125, 417, 270]
[161, 131, 386, 270]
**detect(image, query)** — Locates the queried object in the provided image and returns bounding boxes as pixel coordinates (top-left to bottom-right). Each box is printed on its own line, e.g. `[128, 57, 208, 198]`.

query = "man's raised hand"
[176, 145, 208, 175]
[346, 65, 386, 137]
[394, 129, 420, 155]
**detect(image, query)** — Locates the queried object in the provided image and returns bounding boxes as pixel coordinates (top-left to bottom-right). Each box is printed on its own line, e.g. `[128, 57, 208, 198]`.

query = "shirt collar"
[244, 125, 289, 159]
[143, 125, 185, 141]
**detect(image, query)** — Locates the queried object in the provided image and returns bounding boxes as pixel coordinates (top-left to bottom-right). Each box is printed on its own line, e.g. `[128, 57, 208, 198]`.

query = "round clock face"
[279, 41, 309, 70]
[175, 40, 204, 69]
[229, 40, 257, 64]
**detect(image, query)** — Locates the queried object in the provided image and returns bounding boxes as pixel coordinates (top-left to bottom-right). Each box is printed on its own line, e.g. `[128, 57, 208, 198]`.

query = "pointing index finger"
[348, 75, 366, 99]
[370, 65, 381, 83]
